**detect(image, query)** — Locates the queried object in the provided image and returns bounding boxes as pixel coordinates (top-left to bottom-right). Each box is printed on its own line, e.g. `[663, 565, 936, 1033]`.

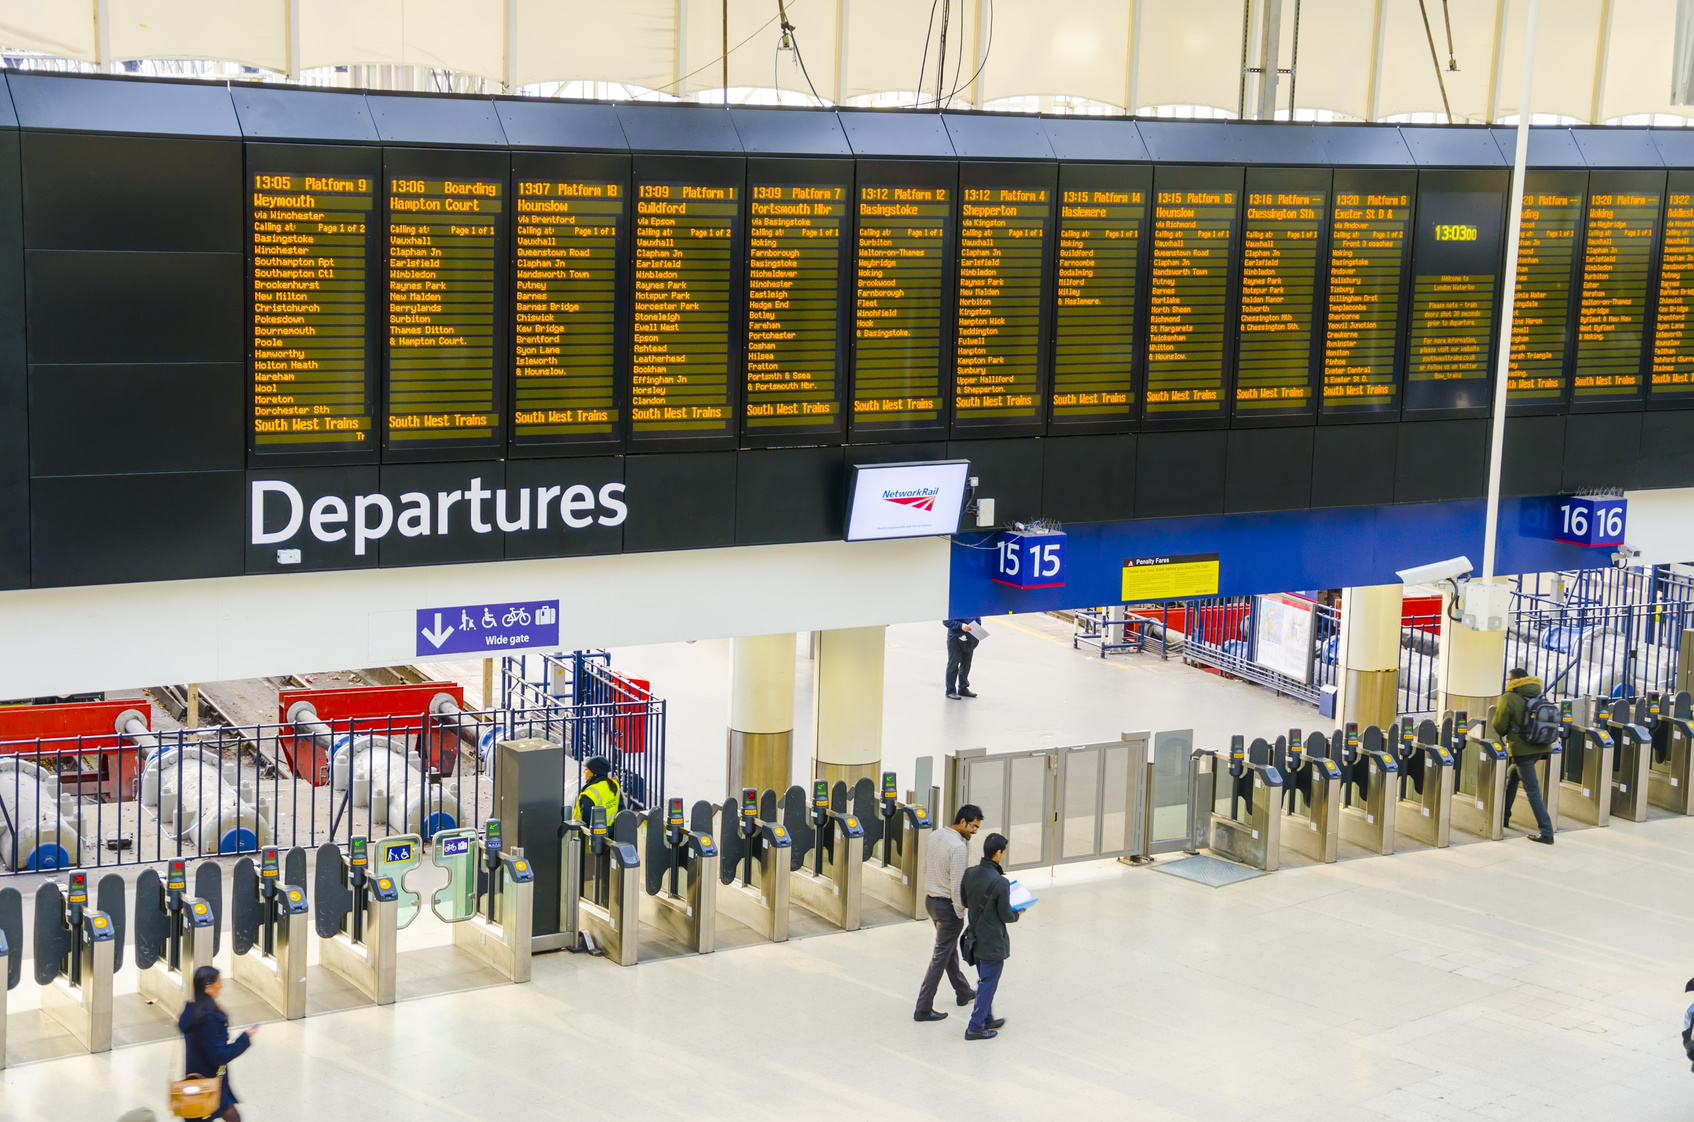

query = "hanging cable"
[777, 0, 826, 106]
[1441, 0, 1459, 70]
[1417, 0, 1454, 121]
[915, 0, 942, 109]
[917, 0, 992, 110]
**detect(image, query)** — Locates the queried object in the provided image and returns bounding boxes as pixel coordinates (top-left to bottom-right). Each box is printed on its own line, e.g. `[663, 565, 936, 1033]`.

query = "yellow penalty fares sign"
[1121, 553, 1220, 601]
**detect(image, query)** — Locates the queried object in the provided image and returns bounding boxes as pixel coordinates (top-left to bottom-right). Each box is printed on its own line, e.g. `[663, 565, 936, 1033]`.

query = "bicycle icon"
[502, 606, 532, 627]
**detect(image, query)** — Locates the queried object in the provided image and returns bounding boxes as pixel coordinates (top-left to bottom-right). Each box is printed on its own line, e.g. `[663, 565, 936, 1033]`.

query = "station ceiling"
[0, 1, 1685, 126]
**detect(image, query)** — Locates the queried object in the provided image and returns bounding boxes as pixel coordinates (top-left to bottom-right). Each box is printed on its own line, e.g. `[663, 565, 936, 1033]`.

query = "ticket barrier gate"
[1, 887, 22, 1067]
[641, 797, 720, 954]
[1557, 699, 1614, 828]
[1273, 730, 1341, 863]
[1208, 737, 1284, 871]
[1393, 718, 1455, 849]
[1337, 724, 1399, 855]
[1441, 713, 1506, 841]
[717, 788, 793, 942]
[314, 836, 404, 1004]
[1648, 690, 1694, 815]
[135, 858, 220, 1009]
[857, 772, 933, 920]
[781, 781, 863, 930]
[563, 807, 642, 966]
[443, 821, 535, 983]
[1606, 700, 1653, 823]
[231, 846, 309, 1018]
[33, 872, 119, 1052]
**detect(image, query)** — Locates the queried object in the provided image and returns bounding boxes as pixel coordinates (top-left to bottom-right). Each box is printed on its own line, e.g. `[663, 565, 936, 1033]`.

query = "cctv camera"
[1610, 544, 1641, 570]
[1394, 556, 1474, 587]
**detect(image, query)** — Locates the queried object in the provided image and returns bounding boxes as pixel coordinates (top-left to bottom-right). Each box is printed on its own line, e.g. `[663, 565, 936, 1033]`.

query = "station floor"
[4, 616, 1692, 1118]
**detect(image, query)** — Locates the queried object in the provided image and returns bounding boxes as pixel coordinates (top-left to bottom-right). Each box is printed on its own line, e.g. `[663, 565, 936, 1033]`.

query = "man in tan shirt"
[913, 803, 983, 1021]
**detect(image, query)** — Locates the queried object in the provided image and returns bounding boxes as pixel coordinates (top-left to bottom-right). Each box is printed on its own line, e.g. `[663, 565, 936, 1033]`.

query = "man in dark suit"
[960, 832, 1019, 1041]
[943, 617, 982, 700]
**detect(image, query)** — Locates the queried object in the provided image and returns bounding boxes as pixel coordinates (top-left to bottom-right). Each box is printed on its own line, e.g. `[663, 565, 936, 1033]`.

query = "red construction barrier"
[275, 682, 467, 785]
[0, 699, 145, 802]
[610, 674, 651, 754]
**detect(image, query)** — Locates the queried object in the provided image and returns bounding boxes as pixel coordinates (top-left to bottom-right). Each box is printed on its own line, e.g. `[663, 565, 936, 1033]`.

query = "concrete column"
[1337, 584, 1401, 731]
[726, 633, 796, 796]
[1439, 586, 1506, 723]
[811, 625, 885, 788]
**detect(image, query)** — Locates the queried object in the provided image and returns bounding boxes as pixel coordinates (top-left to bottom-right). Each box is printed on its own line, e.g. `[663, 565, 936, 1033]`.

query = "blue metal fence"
[501, 651, 666, 810]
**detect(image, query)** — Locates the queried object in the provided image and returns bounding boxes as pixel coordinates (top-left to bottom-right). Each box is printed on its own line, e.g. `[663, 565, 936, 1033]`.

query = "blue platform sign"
[416, 600, 559, 656]
[993, 530, 1066, 589]
[1553, 496, 1626, 548]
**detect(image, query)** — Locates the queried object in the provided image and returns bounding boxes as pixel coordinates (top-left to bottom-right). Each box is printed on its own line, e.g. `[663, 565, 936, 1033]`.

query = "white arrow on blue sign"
[415, 600, 560, 657]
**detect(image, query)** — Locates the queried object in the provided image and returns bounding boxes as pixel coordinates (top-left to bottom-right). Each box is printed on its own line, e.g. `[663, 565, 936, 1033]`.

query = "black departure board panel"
[850, 161, 955, 441]
[511, 152, 627, 454]
[247, 144, 379, 463]
[1573, 171, 1664, 408]
[1145, 166, 1241, 425]
[744, 160, 850, 445]
[1234, 168, 1328, 422]
[383, 151, 508, 459]
[631, 157, 743, 449]
[1320, 170, 1414, 417]
[1651, 171, 1694, 405]
[1050, 163, 1149, 433]
[953, 163, 1055, 437]
[1403, 174, 1507, 418]
[1506, 171, 1585, 411]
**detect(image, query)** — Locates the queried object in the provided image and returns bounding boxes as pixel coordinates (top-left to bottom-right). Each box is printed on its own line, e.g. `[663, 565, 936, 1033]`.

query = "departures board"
[226, 105, 1694, 468]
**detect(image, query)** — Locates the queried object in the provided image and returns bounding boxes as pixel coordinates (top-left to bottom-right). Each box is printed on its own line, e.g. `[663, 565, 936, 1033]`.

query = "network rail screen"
[232, 136, 1694, 466]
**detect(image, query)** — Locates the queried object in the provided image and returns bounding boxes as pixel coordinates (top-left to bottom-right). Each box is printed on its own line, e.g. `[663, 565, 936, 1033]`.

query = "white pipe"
[1482, 0, 1539, 584]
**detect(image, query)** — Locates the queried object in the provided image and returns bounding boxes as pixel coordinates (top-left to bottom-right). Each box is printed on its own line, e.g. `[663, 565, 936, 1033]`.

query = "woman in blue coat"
[178, 966, 257, 1121]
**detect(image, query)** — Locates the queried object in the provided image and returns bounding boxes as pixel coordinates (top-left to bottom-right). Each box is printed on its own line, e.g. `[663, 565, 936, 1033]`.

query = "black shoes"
[958, 688, 978, 698]
[1528, 833, 1555, 845]
[965, 1028, 998, 1041]
[914, 1010, 948, 1022]
[946, 692, 962, 700]
[956, 990, 976, 1006]
[984, 1017, 1005, 1030]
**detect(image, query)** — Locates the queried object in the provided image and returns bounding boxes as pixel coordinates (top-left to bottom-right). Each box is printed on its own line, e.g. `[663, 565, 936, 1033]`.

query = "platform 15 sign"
[994, 531, 1066, 589]
[1554, 496, 1627, 548]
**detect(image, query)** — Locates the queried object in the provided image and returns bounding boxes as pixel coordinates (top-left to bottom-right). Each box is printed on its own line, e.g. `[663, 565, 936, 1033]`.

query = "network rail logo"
[882, 487, 940, 512]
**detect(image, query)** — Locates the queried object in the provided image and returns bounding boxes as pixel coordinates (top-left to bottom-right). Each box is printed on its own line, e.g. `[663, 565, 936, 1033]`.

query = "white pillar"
[1439, 586, 1507, 724]
[1337, 584, 1401, 731]
[811, 625, 885, 788]
[727, 633, 796, 797]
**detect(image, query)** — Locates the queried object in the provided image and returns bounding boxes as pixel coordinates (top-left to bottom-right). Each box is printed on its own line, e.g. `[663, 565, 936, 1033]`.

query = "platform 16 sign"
[993, 531, 1066, 589]
[1554, 496, 1626, 548]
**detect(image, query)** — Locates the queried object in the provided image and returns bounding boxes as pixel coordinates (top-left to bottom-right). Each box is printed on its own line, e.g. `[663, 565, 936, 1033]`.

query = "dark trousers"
[968, 958, 1004, 1033]
[915, 897, 973, 1013]
[946, 636, 976, 693]
[1505, 755, 1554, 837]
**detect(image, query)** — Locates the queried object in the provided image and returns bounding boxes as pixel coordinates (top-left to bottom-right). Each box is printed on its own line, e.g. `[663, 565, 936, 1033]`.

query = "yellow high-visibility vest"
[580, 776, 621, 822]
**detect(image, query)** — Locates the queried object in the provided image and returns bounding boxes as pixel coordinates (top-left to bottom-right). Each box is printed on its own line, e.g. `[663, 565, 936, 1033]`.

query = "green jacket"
[1492, 675, 1550, 759]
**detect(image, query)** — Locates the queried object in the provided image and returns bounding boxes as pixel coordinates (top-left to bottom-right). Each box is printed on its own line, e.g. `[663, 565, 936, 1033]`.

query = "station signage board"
[993, 530, 1066, 589]
[1552, 496, 1627, 548]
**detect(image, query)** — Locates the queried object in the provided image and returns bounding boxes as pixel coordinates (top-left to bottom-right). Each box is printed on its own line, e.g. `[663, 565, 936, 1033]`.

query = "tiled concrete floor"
[6, 814, 1692, 1120]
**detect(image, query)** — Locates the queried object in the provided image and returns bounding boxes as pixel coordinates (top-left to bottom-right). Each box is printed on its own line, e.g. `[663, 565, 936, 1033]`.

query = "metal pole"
[722, 0, 729, 101]
[1482, 0, 1539, 584]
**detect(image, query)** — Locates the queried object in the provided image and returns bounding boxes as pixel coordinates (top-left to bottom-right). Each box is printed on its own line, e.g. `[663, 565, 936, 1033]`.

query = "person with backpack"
[1493, 667, 1556, 844]
[1682, 978, 1694, 1072]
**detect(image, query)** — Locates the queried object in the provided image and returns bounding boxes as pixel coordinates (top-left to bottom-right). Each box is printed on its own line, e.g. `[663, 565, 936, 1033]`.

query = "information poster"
[1253, 592, 1315, 683]
[1507, 171, 1585, 409]
[1121, 553, 1221, 601]
[1050, 164, 1149, 430]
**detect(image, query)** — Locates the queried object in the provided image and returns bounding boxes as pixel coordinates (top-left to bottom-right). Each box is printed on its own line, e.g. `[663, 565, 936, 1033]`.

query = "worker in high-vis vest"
[578, 756, 621, 823]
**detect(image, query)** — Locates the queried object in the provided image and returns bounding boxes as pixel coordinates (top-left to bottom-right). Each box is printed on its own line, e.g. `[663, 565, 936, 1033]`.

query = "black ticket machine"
[315, 835, 402, 1005]
[233, 846, 310, 1018]
[135, 857, 220, 1009]
[34, 871, 120, 1053]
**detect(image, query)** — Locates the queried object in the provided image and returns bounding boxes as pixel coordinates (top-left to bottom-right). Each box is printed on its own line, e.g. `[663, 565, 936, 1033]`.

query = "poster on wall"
[1253, 592, 1315, 683]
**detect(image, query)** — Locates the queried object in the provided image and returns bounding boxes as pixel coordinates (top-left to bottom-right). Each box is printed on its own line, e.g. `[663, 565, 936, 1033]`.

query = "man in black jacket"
[942, 617, 981, 699]
[960, 832, 1019, 1041]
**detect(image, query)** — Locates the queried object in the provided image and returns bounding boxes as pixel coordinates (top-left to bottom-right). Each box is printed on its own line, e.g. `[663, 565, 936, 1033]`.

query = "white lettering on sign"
[251, 478, 627, 556]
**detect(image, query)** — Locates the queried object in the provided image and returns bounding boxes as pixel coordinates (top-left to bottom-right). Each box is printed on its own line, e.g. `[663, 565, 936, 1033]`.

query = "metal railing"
[0, 696, 664, 879]
[1513, 565, 1694, 611]
[1507, 601, 1692, 702]
[501, 651, 666, 811]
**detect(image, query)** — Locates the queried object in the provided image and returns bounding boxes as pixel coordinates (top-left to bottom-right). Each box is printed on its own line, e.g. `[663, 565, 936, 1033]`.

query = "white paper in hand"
[970, 621, 990, 642]
[1007, 878, 1037, 912]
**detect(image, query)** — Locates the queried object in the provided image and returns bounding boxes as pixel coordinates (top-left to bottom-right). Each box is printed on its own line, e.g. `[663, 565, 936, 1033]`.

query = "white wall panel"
[299, 0, 404, 70]
[978, 0, 1128, 108]
[1375, 0, 1503, 123]
[109, 0, 287, 73]
[840, 0, 976, 101]
[514, 0, 678, 93]
[0, 4, 97, 62]
[1283, 0, 1375, 120]
[0, 539, 950, 699]
[395, 0, 504, 78]
[1601, 0, 1682, 121]
[1489, 0, 1606, 122]
[1134, 0, 1241, 113]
